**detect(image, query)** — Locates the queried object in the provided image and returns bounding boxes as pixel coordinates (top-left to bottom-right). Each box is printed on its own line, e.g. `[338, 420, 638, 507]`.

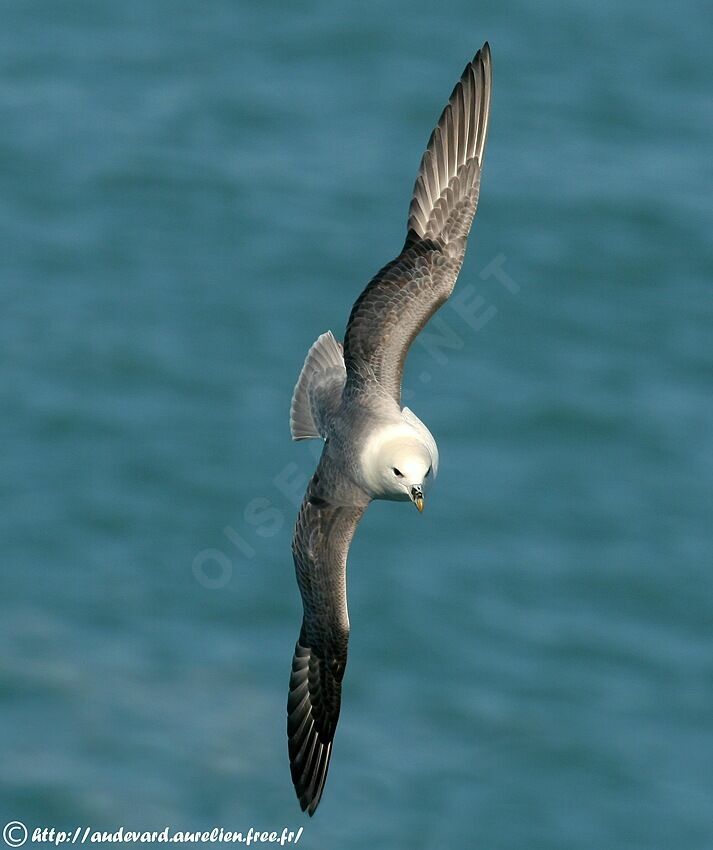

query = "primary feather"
[343, 43, 492, 403]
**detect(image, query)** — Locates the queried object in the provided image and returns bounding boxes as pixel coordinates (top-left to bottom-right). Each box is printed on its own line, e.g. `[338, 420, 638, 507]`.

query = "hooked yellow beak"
[411, 486, 425, 512]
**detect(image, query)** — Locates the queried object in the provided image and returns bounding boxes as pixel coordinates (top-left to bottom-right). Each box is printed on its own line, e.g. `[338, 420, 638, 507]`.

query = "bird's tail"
[290, 331, 346, 440]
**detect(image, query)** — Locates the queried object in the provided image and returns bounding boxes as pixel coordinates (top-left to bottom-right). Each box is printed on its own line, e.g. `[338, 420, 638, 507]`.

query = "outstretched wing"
[287, 458, 369, 815]
[343, 43, 492, 403]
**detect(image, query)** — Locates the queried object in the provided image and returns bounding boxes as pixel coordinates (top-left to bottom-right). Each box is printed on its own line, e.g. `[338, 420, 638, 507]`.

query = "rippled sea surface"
[1, 1, 711, 848]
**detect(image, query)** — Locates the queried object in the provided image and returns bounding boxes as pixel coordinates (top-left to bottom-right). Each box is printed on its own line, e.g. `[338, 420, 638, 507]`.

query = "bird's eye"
[392, 468, 403, 477]
[425, 465, 432, 477]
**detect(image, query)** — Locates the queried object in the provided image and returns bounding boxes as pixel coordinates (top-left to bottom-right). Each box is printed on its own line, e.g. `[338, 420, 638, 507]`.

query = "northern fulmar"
[286, 43, 492, 814]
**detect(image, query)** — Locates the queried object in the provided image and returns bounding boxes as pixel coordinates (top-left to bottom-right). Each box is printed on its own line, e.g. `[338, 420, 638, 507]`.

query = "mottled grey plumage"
[287, 43, 492, 815]
[344, 43, 491, 403]
[287, 456, 368, 814]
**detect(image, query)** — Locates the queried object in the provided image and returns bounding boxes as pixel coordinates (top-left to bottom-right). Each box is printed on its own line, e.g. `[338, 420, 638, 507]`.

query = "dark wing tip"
[473, 41, 491, 71]
[406, 40, 493, 243]
[287, 639, 343, 816]
[466, 40, 493, 165]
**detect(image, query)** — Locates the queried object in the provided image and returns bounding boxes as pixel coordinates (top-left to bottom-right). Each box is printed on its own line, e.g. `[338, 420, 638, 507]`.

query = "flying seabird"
[286, 43, 492, 815]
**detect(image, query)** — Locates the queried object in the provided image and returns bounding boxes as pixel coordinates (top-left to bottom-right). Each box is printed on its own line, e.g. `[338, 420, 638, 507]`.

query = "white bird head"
[373, 436, 436, 510]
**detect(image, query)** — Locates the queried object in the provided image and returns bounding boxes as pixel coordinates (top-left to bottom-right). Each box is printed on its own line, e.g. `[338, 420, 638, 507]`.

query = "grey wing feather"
[287, 458, 368, 815]
[408, 42, 491, 245]
[343, 43, 492, 402]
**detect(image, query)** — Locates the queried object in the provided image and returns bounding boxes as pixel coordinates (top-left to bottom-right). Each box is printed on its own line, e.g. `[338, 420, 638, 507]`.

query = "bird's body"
[286, 43, 493, 814]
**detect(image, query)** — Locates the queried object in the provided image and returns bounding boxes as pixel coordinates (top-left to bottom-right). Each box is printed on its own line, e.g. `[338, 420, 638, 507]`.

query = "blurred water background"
[1, 1, 712, 848]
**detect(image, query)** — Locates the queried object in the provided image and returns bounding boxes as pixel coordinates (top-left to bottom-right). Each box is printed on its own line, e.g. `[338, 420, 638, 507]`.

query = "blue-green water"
[2, 2, 712, 848]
